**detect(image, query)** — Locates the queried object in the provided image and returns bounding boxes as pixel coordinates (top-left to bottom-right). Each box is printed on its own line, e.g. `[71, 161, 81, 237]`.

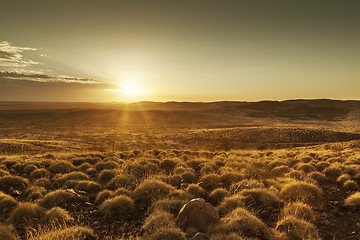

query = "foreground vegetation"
[0, 140, 360, 240]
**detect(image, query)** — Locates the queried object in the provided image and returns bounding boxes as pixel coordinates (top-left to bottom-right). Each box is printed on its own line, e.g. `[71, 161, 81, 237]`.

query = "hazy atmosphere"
[1, 0, 360, 102]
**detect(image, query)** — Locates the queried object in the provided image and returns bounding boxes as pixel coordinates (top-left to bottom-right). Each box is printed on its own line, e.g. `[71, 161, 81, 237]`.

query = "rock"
[192, 232, 210, 240]
[175, 198, 219, 233]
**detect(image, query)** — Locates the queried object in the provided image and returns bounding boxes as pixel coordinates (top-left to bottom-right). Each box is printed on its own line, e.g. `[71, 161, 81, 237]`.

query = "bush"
[0, 192, 17, 220]
[9, 202, 46, 227]
[343, 180, 358, 191]
[133, 179, 175, 208]
[276, 216, 318, 240]
[280, 181, 323, 205]
[209, 188, 229, 206]
[239, 188, 282, 211]
[28, 226, 97, 240]
[200, 174, 220, 190]
[323, 166, 342, 179]
[95, 161, 119, 172]
[296, 163, 315, 173]
[56, 172, 89, 186]
[217, 194, 245, 217]
[98, 169, 118, 185]
[344, 192, 360, 208]
[0, 176, 29, 194]
[211, 207, 274, 240]
[74, 180, 101, 194]
[230, 179, 265, 193]
[39, 189, 84, 209]
[106, 174, 136, 190]
[45, 207, 74, 226]
[48, 161, 76, 174]
[308, 172, 328, 184]
[22, 186, 47, 201]
[23, 164, 38, 175]
[220, 172, 242, 188]
[186, 184, 207, 199]
[144, 228, 186, 240]
[30, 168, 50, 179]
[159, 159, 177, 173]
[99, 195, 134, 220]
[141, 210, 176, 233]
[0, 224, 18, 240]
[181, 172, 197, 184]
[152, 198, 187, 216]
[281, 202, 315, 221]
[95, 190, 112, 204]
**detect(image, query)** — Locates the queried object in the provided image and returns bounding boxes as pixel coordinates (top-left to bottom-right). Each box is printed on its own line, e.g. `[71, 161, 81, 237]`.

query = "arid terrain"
[1, 100, 360, 240]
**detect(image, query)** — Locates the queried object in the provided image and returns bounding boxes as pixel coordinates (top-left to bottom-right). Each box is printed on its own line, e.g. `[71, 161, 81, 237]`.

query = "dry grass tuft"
[0, 224, 18, 240]
[9, 202, 46, 227]
[27, 226, 97, 240]
[211, 207, 275, 240]
[0, 175, 29, 194]
[0, 192, 17, 220]
[48, 161, 76, 174]
[280, 181, 323, 205]
[39, 189, 84, 209]
[209, 188, 229, 206]
[133, 179, 174, 208]
[344, 192, 360, 208]
[99, 195, 134, 220]
[45, 207, 74, 226]
[281, 202, 315, 221]
[276, 216, 318, 240]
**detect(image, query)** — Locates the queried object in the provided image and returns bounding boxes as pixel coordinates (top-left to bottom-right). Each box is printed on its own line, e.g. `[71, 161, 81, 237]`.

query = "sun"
[120, 82, 142, 96]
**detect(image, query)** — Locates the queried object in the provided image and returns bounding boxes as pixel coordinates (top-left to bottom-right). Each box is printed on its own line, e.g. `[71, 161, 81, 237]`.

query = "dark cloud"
[0, 41, 38, 67]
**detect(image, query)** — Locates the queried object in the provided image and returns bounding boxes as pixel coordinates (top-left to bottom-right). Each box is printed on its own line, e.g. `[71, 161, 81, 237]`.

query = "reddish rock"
[175, 198, 219, 233]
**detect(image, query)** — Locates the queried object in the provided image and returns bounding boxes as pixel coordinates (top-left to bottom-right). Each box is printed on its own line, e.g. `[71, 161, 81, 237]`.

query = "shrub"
[74, 180, 101, 194]
[0, 169, 9, 177]
[32, 178, 54, 190]
[308, 172, 328, 184]
[296, 163, 315, 173]
[99, 195, 134, 220]
[133, 179, 175, 208]
[230, 179, 265, 193]
[209, 188, 229, 206]
[211, 207, 274, 240]
[217, 194, 245, 217]
[281, 202, 315, 221]
[56, 172, 89, 186]
[181, 172, 197, 184]
[220, 172, 242, 188]
[48, 161, 76, 174]
[152, 198, 187, 216]
[343, 180, 358, 191]
[323, 166, 342, 179]
[95, 161, 119, 172]
[30, 168, 50, 179]
[9, 202, 46, 227]
[200, 174, 220, 190]
[186, 184, 207, 199]
[95, 190, 112, 204]
[271, 166, 291, 176]
[0, 224, 18, 240]
[0, 176, 29, 195]
[98, 169, 118, 185]
[0, 192, 17, 220]
[28, 226, 97, 240]
[344, 192, 360, 208]
[239, 188, 282, 211]
[141, 210, 176, 233]
[125, 163, 146, 179]
[159, 159, 177, 173]
[276, 216, 318, 239]
[39, 189, 84, 209]
[23, 164, 38, 175]
[280, 181, 323, 205]
[315, 161, 330, 171]
[106, 174, 136, 190]
[169, 174, 182, 188]
[45, 207, 74, 226]
[22, 186, 47, 201]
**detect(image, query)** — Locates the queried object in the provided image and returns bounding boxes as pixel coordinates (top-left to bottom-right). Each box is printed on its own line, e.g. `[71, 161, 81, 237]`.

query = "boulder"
[175, 198, 219, 233]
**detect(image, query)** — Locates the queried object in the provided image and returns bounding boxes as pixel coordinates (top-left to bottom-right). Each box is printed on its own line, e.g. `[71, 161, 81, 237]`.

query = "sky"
[0, 0, 360, 102]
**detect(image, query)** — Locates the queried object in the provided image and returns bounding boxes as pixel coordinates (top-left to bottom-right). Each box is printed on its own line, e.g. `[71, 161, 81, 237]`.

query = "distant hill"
[0, 99, 359, 128]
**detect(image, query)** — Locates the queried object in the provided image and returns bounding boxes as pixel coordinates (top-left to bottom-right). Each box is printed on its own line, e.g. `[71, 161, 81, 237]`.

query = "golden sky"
[0, 0, 359, 102]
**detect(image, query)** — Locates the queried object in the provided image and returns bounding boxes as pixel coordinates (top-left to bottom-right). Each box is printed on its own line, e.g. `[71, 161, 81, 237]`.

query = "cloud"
[0, 41, 38, 67]
[0, 70, 105, 84]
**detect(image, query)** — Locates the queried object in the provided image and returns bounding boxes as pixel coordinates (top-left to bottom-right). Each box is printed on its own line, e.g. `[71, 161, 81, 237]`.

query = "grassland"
[0, 100, 360, 240]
